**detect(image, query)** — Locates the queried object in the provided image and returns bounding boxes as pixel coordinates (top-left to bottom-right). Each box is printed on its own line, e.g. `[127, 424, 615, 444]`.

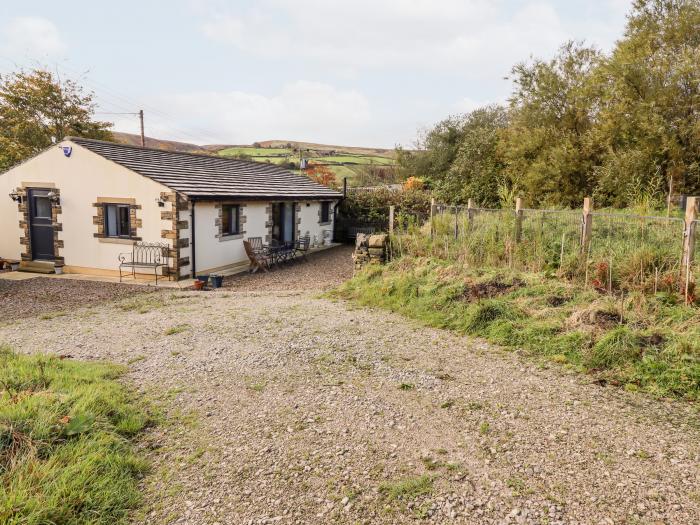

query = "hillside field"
[111, 133, 398, 186]
[217, 144, 396, 185]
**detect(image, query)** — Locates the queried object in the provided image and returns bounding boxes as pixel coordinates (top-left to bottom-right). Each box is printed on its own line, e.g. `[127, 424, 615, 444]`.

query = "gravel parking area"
[223, 245, 353, 291]
[1, 285, 698, 524]
[0, 277, 158, 323]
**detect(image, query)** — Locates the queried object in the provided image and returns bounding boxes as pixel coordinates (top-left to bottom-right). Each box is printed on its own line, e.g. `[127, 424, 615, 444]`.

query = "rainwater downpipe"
[190, 200, 196, 277]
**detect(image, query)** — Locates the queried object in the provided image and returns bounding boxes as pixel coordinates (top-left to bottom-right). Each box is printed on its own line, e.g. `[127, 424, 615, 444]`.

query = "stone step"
[18, 260, 56, 274]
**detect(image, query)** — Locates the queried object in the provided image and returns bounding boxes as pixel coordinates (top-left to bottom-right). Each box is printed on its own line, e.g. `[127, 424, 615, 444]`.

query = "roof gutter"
[182, 194, 342, 201]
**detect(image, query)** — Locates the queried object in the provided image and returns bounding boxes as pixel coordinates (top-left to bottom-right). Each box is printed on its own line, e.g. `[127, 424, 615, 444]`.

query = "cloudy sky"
[0, 1, 631, 148]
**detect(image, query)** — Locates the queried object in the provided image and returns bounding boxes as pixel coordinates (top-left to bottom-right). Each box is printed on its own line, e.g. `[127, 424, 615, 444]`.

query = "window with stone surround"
[93, 198, 141, 241]
[222, 204, 240, 236]
[104, 204, 131, 238]
[215, 202, 247, 241]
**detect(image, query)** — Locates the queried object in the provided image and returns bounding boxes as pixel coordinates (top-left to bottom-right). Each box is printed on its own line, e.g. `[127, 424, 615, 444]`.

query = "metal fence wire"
[588, 212, 684, 291]
[518, 209, 582, 272]
[390, 203, 695, 294]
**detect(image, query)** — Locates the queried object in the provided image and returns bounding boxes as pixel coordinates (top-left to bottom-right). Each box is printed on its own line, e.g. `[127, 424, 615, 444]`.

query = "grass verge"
[331, 257, 700, 401]
[0, 346, 151, 524]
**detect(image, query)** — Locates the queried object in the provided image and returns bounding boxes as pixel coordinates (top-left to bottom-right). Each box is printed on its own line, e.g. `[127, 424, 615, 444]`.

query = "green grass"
[331, 257, 700, 401]
[217, 146, 395, 186]
[0, 346, 151, 524]
[164, 324, 190, 336]
[378, 475, 433, 501]
[308, 155, 394, 165]
[218, 146, 292, 157]
[118, 294, 167, 314]
[401, 208, 687, 295]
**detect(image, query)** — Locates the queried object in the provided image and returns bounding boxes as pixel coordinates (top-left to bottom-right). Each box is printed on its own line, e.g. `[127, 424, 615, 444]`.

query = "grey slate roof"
[68, 137, 343, 200]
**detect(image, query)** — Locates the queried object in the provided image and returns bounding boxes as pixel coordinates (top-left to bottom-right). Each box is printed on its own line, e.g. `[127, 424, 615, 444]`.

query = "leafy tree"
[398, 1, 700, 209]
[304, 163, 337, 188]
[443, 105, 509, 206]
[403, 176, 425, 191]
[395, 116, 465, 189]
[500, 42, 602, 207]
[338, 187, 431, 222]
[592, 0, 700, 205]
[353, 164, 400, 187]
[0, 69, 112, 171]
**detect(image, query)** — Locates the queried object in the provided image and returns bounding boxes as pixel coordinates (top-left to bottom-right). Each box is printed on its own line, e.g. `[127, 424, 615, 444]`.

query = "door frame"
[28, 188, 56, 261]
[271, 202, 297, 244]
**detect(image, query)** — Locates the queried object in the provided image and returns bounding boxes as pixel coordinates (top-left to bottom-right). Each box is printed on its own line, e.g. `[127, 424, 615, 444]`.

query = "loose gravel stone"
[1, 249, 698, 524]
[0, 276, 158, 322]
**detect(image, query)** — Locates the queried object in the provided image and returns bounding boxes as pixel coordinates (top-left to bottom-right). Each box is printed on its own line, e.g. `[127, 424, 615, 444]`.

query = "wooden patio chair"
[248, 236, 266, 254]
[243, 240, 271, 273]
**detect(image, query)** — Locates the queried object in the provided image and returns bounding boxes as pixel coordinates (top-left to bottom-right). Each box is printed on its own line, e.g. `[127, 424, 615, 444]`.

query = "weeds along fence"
[388, 197, 700, 300]
[693, 219, 700, 300]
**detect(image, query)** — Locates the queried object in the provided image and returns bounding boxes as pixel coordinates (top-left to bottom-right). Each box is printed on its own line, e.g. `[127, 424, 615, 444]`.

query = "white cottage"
[0, 137, 342, 279]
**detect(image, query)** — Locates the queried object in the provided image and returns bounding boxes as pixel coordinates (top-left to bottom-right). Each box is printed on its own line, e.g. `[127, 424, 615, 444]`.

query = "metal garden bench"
[118, 242, 170, 284]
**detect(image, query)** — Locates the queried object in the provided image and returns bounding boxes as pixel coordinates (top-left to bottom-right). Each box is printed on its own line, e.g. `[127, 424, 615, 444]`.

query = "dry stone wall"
[353, 233, 388, 271]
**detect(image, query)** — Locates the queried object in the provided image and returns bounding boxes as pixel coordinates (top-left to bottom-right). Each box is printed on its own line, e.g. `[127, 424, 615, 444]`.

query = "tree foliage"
[398, 0, 700, 208]
[304, 162, 338, 188]
[338, 188, 431, 222]
[0, 69, 112, 172]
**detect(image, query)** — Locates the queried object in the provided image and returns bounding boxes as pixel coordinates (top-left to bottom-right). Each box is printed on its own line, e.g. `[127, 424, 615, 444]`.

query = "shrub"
[338, 187, 431, 222]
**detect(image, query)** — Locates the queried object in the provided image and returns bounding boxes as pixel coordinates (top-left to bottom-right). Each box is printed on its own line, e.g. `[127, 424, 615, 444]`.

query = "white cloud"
[1, 17, 66, 59]
[200, 0, 569, 74]
[111, 81, 372, 146]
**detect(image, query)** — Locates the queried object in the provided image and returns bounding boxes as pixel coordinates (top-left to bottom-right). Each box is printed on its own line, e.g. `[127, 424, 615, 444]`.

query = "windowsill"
[99, 237, 136, 245]
[319, 221, 332, 226]
[219, 232, 245, 241]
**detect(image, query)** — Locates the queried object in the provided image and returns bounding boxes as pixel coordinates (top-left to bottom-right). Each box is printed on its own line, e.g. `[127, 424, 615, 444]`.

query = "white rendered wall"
[0, 140, 173, 271]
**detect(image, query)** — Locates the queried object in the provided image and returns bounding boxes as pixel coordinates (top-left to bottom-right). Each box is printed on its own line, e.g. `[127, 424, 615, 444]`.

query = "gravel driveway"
[223, 245, 354, 291]
[0, 277, 158, 322]
[1, 263, 699, 523]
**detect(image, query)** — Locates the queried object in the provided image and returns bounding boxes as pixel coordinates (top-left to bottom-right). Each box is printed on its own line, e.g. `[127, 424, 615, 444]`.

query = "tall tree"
[0, 69, 112, 171]
[500, 42, 602, 207]
[395, 116, 465, 189]
[443, 105, 509, 206]
[592, 0, 700, 206]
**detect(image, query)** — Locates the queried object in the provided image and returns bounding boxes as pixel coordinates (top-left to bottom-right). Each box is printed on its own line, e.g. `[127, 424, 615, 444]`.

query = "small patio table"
[267, 241, 296, 266]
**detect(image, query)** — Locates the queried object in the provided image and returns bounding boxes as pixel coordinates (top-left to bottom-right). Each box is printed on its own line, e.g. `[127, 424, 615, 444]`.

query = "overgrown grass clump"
[0, 347, 151, 524]
[332, 257, 700, 401]
[378, 475, 433, 501]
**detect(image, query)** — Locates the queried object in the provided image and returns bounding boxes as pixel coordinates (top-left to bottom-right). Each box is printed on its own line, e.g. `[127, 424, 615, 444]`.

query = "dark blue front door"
[28, 188, 55, 260]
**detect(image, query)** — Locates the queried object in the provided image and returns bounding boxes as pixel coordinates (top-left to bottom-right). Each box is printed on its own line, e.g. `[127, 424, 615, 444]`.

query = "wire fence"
[389, 203, 697, 297]
[518, 209, 582, 273]
[587, 213, 684, 293]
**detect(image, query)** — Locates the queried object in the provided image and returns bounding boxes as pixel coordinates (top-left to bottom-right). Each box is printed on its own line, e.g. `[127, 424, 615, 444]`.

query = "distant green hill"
[111, 133, 398, 186]
[216, 142, 396, 186]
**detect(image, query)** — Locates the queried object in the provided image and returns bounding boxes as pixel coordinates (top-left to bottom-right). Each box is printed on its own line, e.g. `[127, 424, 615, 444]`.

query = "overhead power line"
[0, 56, 225, 146]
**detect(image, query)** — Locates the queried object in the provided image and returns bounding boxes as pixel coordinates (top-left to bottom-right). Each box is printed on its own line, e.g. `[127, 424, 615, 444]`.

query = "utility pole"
[139, 110, 145, 147]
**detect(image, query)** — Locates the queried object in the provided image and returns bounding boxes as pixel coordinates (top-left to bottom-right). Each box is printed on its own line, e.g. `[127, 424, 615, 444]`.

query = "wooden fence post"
[430, 197, 436, 239]
[514, 197, 524, 243]
[681, 196, 698, 297]
[581, 197, 593, 254]
[389, 205, 395, 235]
[454, 206, 459, 239]
[467, 198, 475, 231]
